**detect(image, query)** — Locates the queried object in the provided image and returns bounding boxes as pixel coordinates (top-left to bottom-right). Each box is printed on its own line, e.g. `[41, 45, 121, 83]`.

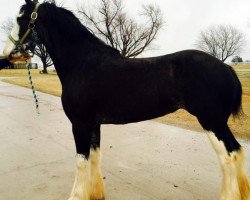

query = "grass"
[0, 69, 61, 96]
[0, 65, 250, 139]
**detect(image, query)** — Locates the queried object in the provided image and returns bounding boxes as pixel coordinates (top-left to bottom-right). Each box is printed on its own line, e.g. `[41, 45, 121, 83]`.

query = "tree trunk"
[42, 60, 48, 74]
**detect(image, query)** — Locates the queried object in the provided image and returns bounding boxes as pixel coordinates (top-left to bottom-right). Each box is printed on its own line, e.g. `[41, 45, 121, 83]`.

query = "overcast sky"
[0, 0, 250, 61]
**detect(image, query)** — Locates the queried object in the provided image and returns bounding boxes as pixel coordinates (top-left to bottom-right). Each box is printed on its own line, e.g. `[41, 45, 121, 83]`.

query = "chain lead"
[27, 63, 40, 115]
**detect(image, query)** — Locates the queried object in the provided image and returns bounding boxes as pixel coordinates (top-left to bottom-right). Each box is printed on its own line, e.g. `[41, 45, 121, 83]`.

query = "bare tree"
[0, 18, 14, 35]
[1, 17, 53, 73]
[34, 44, 53, 73]
[78, 0, 164, 58]
[231, 56, 243, 64]
[195, 25, 245, 62]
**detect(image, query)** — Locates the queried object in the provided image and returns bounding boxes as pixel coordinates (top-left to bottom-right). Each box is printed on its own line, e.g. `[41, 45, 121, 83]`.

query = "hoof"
[90, 192, 105, 200]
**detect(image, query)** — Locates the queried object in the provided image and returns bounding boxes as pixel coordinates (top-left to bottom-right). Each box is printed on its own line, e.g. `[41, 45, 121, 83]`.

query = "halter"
[9, 2, 40, 56]
[9, 1, 41, 115]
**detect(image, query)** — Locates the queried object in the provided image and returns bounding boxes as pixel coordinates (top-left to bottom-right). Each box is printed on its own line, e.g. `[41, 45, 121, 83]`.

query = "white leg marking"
[3, 23, 20, 57]
[68, 155, 91, 200]
[207, 132, 250, 200]
[235, 149, 250, 200]
[90, 148, 105, 200]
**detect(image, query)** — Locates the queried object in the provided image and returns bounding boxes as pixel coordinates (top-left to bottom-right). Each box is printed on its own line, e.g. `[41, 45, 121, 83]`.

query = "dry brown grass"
[154, 94, 250, 139]
[0, 66, 249, 139]
[232, 64, 250, 70]
[0, 69, 40, 77]
[0, 69, 61, 96]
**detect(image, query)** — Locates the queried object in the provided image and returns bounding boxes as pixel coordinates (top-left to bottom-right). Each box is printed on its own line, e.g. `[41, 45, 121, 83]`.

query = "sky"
[0, 0, 250, 62]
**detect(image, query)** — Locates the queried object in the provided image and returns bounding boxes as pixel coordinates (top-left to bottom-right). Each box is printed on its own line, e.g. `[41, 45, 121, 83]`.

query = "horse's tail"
[228, 66, 243, 117]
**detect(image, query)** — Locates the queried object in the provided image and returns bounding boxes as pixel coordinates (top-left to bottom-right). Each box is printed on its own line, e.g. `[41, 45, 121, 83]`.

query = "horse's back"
[63, 49, 242, 126]
[115, 49, 242, 126]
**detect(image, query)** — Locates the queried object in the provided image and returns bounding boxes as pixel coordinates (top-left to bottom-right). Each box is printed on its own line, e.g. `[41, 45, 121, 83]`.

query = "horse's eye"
[17, 17, 23, 24]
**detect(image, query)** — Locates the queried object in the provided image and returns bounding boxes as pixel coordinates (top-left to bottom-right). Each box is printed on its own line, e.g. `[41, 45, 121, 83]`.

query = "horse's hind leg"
[68, 122, 105, 200]
[206, 125, 250, 200]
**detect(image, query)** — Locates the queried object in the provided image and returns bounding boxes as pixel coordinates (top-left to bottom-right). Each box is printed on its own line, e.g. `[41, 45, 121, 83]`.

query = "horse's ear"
[25, 0, 32, 4]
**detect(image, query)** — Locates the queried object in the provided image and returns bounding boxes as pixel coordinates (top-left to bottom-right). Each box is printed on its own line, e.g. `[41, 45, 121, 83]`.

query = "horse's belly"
[98, 100, 178, 124]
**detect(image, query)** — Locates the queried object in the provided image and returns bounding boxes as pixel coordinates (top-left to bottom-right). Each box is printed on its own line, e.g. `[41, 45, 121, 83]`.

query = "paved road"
[0, 81, 249, 200]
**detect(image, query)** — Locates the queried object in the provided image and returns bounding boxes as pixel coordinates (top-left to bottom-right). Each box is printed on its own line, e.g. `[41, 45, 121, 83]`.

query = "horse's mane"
[40, 3, 120, 55]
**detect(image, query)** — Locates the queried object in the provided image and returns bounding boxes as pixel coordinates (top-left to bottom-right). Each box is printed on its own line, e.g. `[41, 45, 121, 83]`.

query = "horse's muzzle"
[8, 52, 31, 64]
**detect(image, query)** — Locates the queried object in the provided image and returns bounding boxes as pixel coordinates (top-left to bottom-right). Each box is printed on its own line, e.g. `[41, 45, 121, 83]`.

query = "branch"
[77, 0, 164, 57]
[195, 24, 245, 62]
[0, 17, 14, 35]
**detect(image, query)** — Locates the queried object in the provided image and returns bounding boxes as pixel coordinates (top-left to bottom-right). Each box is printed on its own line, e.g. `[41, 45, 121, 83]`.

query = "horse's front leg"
[89, 125, 105, 200]
[68, 122, 105, 200]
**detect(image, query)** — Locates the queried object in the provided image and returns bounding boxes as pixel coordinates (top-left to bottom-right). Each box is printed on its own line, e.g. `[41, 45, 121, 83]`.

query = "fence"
[5, 63, 38, 69]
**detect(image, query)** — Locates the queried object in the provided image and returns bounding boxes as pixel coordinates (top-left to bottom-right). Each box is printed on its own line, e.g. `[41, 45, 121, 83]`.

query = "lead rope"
[27, 62, 40, 115]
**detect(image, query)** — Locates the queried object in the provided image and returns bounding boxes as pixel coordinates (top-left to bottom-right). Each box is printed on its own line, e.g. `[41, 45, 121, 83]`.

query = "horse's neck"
[37, 9, 120, 83]
[38, 27, 92, 83]
[43, 39, 74, 83]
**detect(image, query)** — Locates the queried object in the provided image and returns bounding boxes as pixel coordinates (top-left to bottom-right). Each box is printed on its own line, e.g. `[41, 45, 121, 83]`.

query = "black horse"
[2, 1, 249, 200]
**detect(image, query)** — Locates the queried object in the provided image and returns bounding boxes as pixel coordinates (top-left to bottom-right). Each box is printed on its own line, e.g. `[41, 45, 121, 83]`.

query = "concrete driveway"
[0, 81, 249, 200]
